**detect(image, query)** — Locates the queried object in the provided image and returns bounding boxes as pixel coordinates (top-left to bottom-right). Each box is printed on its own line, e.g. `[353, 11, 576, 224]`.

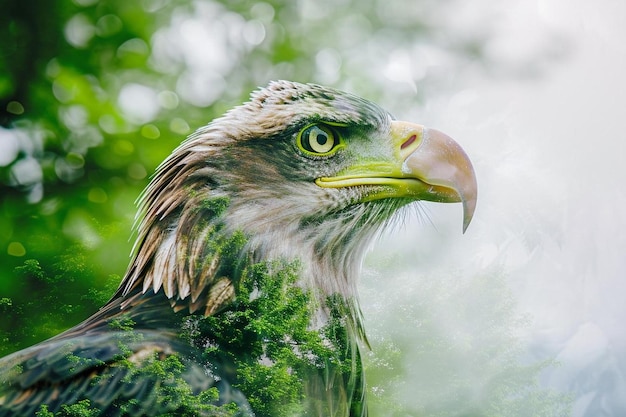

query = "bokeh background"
[1, 0, 624, 415]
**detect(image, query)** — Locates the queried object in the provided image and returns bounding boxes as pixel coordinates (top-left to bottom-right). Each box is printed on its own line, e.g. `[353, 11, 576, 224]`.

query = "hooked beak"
[315, 120, 477, 232]
[395, 122, 477, 232]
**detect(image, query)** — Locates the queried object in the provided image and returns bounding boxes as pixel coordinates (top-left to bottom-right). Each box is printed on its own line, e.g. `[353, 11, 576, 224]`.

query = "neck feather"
[113, 128, 400, 343]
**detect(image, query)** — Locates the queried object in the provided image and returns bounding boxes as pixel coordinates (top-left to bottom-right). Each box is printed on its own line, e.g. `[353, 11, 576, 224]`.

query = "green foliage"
[58, 400, 101, 417]
[184, 259, 359, 417]
[0, 256, 119, 356]
[198, 196, 231, 218]
[115, 353, 238, 416]
[35, 405, 54, 417]
[11, 255, 357, 416]
[36, 400, 100, 417]
[65, 351, 106, 374]
[107, 315, 136, 332]
[38, 317, 243, 415]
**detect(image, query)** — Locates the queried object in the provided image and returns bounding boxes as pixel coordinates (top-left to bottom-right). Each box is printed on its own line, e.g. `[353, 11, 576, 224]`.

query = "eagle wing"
[0, 328, 251, 416]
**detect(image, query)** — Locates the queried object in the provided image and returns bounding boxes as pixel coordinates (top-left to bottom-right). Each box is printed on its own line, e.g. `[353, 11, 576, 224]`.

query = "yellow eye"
[297, 124, 341, 156]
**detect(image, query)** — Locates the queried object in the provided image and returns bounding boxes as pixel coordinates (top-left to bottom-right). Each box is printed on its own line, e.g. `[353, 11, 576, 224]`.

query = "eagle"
[0, 81, 476, 416]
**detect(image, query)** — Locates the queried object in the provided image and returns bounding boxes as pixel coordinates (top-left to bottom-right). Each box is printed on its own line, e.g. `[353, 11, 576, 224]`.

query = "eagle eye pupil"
[300, 124, 337, 155]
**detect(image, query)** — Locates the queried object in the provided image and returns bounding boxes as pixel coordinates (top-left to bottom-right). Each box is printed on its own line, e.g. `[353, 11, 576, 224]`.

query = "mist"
[361, 0, 626, 415]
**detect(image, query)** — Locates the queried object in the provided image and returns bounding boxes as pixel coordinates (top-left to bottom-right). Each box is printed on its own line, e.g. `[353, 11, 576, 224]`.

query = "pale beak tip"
[462, 196, 477, 233]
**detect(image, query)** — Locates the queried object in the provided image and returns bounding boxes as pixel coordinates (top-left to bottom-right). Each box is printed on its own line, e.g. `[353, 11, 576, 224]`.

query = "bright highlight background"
[363, 1, 626, 415]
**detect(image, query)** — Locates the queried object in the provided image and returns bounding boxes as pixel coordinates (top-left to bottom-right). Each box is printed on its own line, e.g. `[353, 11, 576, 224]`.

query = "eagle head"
[122, 79, 476, 316]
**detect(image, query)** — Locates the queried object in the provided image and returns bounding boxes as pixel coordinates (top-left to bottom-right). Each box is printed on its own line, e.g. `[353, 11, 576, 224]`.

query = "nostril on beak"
[401, 134, 417, 150]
